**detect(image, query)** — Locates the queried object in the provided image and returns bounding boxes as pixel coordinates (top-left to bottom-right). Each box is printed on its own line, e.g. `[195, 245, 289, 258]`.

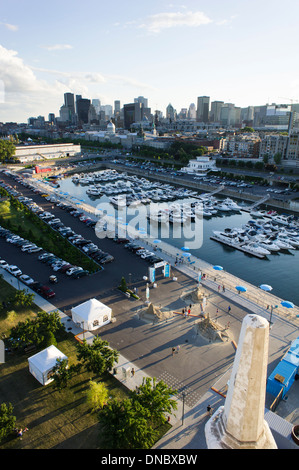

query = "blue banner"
[164, 264, 170, 278]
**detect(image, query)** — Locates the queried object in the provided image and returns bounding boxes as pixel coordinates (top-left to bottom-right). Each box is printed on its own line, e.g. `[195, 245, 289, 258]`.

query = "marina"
[26, 168, 299, 306]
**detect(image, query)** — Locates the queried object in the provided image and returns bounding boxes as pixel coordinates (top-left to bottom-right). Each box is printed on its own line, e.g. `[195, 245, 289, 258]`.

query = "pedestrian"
[189, 304, 192, 310]
[172, 347, 176, 356]
[207, 405, 213, 416]
[182, 308, 184, 315]
[131, 367, 135, 377]
[188, 308, 191, 315]
[228, 305, 231, 313]
[222, 285, 225, 292]
[218, 285, 221, 292]
[216, 308, 218, 314]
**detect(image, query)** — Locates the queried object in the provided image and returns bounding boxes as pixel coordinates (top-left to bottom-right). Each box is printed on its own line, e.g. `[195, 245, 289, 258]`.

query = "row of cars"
[15, 180, 114, 265]
[0, 227, 56, 299]
[112, 237, 164, 265]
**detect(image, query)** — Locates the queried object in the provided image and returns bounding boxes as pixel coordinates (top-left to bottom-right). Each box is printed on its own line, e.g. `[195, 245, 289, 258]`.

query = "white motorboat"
[212, 230, 240, 244]
[241, 242, 271, 256]
[255, 236, 281, 252]
[216, 203, 231, 212]
[223, 198, 241, 211]
[270, 215, 291, 225]
[109, 195, 127, 207]
[268, 236, 294, 250]
[277, 234, 299, 247]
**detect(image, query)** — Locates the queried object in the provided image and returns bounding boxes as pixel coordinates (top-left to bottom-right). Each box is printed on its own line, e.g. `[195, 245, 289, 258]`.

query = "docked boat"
[241, 242, 271, 256]
[109, 195, 127, 207]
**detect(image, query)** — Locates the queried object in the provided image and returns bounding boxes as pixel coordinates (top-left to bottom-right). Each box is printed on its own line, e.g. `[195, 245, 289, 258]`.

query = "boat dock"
[242, 194, 271, 212]
[209, 236, 266, 258]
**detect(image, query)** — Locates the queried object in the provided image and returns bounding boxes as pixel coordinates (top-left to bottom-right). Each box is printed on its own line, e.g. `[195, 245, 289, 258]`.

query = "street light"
[181, 391, 186, 425]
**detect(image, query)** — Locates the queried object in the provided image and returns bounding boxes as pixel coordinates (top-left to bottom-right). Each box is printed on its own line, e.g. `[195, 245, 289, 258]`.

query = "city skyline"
[1, 0, 299, 122]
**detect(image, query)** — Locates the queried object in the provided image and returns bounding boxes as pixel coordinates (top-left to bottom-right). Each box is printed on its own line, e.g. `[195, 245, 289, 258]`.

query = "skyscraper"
[76, 98, 91, 124]
[210, 101, 224, 123]
[196, 96, 210, 122]
[123, 102, 143, 129]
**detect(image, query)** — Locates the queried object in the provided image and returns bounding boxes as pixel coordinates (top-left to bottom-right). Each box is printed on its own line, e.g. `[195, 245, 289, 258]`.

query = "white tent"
[28, 345, 68, 386]
[71, 298, 112, 331]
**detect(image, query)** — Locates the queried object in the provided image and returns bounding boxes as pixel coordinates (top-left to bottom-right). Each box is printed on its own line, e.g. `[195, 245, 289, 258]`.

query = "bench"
[24, 344, 37, 354]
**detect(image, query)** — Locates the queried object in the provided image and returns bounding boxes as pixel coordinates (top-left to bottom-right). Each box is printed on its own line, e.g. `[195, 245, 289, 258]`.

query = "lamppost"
[269, 305, 278, 325]
[181, 391, 186, 425]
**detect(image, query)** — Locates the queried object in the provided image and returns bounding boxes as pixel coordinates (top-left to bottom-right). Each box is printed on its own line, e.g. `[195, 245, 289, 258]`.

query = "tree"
[119, 276, 127, 293]
[9, 310, 64, 350]
[0, 140, 16, 162]
[0, 403, 16, 442]
[86, 380, 109, 412]
[99, 398, 157, 449]
[76, 336, 119, 375]
[130, 377, 178, 426]
[274, 152, 282, 165]
[51, 358, 82, 391]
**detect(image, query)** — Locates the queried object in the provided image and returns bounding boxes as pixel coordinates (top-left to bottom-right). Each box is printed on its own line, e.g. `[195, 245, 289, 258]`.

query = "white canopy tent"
[71, 298, 112, 331]
[28, 345, 68, 386]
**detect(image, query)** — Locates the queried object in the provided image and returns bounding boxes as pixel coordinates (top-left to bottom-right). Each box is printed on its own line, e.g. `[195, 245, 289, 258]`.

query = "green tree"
[0, 403, 16, 442]
[51, 358, 82, 391]
[86, 380, 109, 412]
[130, 377, 178, 426]
[76, 336, 119, 375]
[0, 140, 16, 162]
[9, 310, 64, 349]
[119, 276, 127, 293]
[274, 152, 282, 165]
[99, 398, 157, 449]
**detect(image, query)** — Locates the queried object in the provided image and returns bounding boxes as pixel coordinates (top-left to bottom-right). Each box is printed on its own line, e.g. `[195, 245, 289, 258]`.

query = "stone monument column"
[205, 314, 277, 449]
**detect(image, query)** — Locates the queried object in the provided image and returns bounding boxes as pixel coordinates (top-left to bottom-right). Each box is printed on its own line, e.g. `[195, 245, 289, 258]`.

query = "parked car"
[19, 274, 35, 285]
[37, 285, 55, 299]
[0, 259, 9, 269]
[71, 269, 89, 279]
[6, 265, 22, 276]
[66, 267, 83, 276]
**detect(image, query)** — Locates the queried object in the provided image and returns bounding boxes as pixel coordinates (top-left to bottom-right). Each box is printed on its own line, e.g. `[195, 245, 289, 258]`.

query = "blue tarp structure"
[267, 337, 299, 398]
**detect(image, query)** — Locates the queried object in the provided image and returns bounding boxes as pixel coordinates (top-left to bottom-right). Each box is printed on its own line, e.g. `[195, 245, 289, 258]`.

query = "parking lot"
[0, 171, 161, 311]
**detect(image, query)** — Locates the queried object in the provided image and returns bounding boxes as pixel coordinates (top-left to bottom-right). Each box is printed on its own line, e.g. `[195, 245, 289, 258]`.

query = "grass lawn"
[0, 278, 40, 337]
[0, 333, 130, 449]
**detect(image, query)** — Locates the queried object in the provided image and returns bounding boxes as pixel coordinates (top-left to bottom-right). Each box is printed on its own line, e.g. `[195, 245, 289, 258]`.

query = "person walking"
[131, 367, 135, 377]
[228, 305, 231, 313]
[172, 347, 176, 356]
[222, 285, 225, 292]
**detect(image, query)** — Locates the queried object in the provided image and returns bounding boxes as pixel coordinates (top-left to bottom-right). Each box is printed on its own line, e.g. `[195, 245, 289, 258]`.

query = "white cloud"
[40, 44, 73, 51]
[139, 10, 212, 33]
[1, 22, 18, 32]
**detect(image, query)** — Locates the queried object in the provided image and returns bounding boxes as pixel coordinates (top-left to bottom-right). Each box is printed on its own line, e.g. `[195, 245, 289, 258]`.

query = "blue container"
[267, 336, 299, 398]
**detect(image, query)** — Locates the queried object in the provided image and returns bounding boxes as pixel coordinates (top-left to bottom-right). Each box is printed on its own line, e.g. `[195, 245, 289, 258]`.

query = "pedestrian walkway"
[1, 264, 298, 449]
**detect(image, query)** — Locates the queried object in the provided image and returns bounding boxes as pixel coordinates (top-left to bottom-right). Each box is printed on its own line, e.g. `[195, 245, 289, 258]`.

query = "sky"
[1, 0, 299, 123]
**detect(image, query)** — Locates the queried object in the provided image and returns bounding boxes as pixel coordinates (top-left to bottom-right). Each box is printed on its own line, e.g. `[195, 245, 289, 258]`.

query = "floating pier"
[210, 236, 266, 258]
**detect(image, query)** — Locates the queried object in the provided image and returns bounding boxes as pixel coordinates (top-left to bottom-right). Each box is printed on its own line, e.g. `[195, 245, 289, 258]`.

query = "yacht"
[277, 233, 299, 247]
[270, 215, 291, 225]
[223, 198, 241, 211]
[212, 230, 240, 245]
[109, 195, 127, 208]
[255, 235, 281, 252]
[241, 242, 271, 256]
[86, 187, 102, 196]
[215, 203, 231, 212]
[268, 236, 294, 251]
